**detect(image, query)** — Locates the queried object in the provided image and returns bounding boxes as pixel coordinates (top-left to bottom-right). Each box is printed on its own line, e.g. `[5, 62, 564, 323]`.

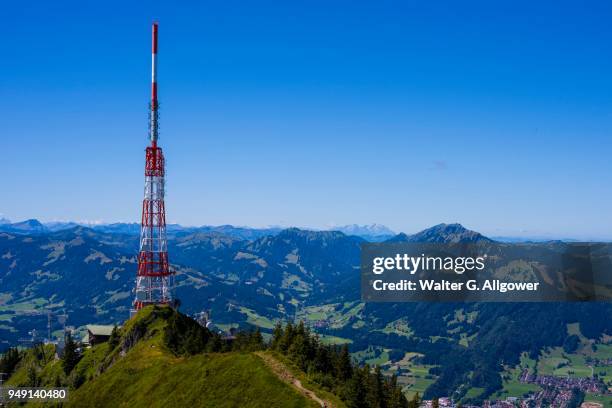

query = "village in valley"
[416, 324, 612, 407]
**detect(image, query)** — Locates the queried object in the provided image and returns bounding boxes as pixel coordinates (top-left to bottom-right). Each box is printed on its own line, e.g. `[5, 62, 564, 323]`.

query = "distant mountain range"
[0, 219, 397, 241]
[329, 223, 395, 241]
[0, 219, 592, 243]
[0, 220, 610, 403]
[0, 218, 48, 233]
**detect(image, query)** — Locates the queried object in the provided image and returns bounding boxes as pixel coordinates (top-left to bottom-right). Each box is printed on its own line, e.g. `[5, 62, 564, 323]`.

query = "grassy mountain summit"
[3, 306, 415, 407]
[5, 306, 320, 407]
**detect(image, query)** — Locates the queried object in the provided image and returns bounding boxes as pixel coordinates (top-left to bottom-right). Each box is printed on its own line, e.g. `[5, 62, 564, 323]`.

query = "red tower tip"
[152, 23, 158, 54]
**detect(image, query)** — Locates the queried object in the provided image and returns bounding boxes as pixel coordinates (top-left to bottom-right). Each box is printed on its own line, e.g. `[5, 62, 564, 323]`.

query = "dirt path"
[255, 351, 333, 408]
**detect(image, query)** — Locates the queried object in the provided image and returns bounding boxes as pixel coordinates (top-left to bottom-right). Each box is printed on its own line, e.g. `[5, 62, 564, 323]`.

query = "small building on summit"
[86, 325, 115, 346]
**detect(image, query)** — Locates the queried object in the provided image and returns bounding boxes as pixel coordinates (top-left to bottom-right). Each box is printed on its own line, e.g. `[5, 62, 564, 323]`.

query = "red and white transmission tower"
[133, 22, 176, 311]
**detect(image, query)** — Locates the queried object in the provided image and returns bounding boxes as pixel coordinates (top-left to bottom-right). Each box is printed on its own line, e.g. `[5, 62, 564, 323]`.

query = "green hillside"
[5, 306, 318, 408]
[68, 351, 315, 408]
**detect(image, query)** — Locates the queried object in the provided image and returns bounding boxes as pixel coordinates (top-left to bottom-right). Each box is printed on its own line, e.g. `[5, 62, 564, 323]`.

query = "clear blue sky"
[2, 1, 612, 239]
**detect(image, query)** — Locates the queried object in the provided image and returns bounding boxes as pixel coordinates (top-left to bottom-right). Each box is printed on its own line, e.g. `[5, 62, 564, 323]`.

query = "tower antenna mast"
[133, 22, 175, 312]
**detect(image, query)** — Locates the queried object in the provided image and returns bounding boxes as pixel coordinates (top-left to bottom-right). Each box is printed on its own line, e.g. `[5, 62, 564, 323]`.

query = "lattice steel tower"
[133, 22, 175, 311]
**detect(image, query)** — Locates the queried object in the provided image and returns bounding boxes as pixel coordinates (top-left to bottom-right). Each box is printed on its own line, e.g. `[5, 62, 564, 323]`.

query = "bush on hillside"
[0, 347, 22, 378]
[62, 333, 81, 375]
[563, 334, 580, 353]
